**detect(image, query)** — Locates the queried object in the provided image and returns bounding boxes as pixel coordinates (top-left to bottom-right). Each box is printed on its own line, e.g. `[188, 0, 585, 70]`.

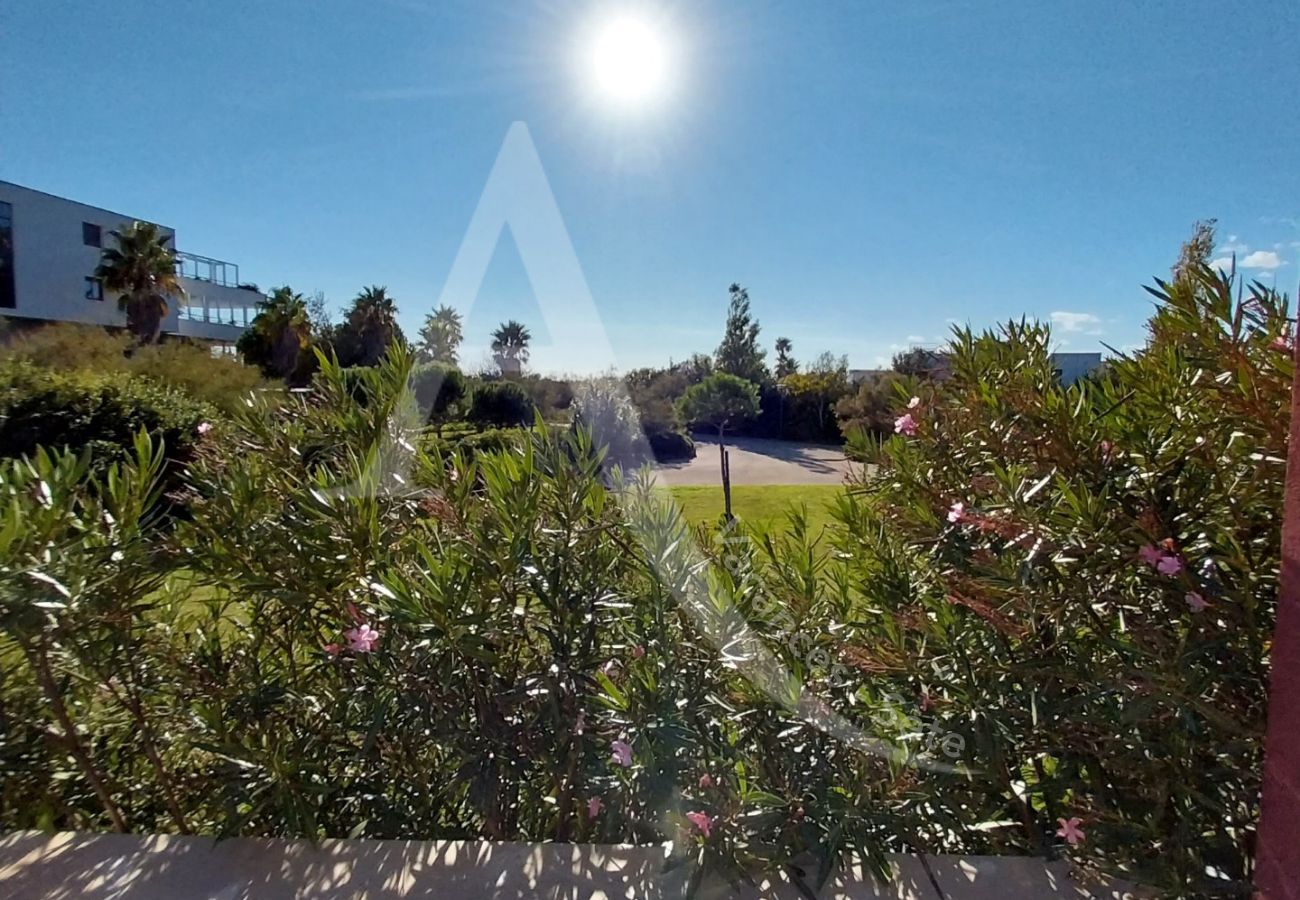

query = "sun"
[588, 16, 670, 106]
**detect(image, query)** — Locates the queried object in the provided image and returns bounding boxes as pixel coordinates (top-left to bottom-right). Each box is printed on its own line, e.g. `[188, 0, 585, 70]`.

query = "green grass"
[666, 484, 844, 534]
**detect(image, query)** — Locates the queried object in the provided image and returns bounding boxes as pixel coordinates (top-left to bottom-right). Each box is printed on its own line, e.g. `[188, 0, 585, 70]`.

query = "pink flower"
[686, 811, 714, 837]
[920, 689, 934, 712]
[698, 773, 713, 789]
[1100, 440, 1113, 464]
[631, 645, 646, 659]
[196, 421, 213, 435]
[1272, 335, 1293, 354]
[610, 739, 633, 768]
[1185, 592, 1208, 613]
[907, 396, 921, 409]
[1138, 545, 1164, 567]
[344, 623, 381, 653]
[894, 413, 918, 436]
[323, 642, 342, 656]
[947, 501, 966, 524]
[1156, 554, 1184, 577]
[587, 796, 603, 818]
[1055, 817, 1085, 846]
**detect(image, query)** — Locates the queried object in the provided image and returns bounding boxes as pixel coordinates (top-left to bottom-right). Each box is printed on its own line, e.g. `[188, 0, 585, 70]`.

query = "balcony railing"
[177, 301, 254, 327]
[175, 250, 241, 288]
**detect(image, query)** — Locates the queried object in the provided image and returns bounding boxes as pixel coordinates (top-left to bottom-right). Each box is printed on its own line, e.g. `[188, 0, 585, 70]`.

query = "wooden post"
[1256, 329, 1300, 899]
[720, 443, 733, 522]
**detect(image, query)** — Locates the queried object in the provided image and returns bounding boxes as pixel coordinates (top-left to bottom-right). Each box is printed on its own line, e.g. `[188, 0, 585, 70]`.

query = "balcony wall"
[0, 831, 1141, 900]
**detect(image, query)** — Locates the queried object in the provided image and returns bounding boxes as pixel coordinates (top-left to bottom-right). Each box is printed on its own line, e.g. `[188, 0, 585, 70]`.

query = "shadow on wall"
[0, 831, 1142, 899]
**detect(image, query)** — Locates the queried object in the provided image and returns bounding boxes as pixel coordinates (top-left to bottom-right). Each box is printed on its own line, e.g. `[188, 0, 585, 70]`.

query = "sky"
[4, 0, 1299, 374]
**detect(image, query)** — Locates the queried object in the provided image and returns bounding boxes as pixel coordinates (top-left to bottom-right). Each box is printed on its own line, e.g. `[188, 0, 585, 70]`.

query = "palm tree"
[418, 304, 464, 365]
[336, 285, 403, 366]
[239, 286, 310, 378]
[94, 221, 183, 344]
[491, 319, 531, 375]
[774, 336, 797, 379]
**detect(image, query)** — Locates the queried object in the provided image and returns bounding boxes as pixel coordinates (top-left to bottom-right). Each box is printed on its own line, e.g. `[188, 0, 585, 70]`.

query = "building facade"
[0, 180, 263, 348]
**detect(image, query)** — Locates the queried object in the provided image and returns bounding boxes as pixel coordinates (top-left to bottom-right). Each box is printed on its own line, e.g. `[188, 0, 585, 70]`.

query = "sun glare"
[588, 16, 670, 106]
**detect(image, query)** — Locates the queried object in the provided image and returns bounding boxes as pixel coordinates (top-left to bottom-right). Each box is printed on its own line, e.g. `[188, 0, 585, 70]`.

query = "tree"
[411, 362, 467, 437]
[491, 320, 531, 376]
[714, 284, 768, 384]
[237, 286, 311, 380]
[94, 221, 183, 345]
[306, 291, 332, 337]
[782, 351, 849, 438]
[892, 346, 943, 379]
[418, 305, 464, 366]
[834, 370, 904, 442]
[774, 336, 797, 379]
[1173, 218, 1217, 286]
[677, 371, 761, 519]
[677, 372, 760, 443]
[678, 353, 713, 384]
[335, 286, 404, 367]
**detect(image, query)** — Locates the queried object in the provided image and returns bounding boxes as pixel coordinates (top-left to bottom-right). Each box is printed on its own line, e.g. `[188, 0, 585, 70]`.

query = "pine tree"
[714, 283, 768, 384]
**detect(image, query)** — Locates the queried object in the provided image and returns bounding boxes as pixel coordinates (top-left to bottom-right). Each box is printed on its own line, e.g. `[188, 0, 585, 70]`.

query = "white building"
[0, 180, 263, 349]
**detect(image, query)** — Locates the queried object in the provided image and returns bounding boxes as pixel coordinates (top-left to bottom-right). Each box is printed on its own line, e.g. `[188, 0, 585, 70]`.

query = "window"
[0, 201, 13, 309]
[82, 222, 101, 247]
[84, 276, 103, 301]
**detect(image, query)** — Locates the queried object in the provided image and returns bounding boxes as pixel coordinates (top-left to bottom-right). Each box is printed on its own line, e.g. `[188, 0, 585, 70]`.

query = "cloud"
[1210, 256, 1236, 273]
[1050, 311, 1103, 334]
[1217, 235, 1249, 253]
[1241, 250, 1283, 270]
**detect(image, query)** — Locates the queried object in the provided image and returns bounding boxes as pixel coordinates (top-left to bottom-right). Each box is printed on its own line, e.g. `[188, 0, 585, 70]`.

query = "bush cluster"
[0, 265, 1285, 896]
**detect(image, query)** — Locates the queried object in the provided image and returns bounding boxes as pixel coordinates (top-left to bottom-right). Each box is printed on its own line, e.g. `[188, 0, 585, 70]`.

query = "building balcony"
[174, 250, 261, 291]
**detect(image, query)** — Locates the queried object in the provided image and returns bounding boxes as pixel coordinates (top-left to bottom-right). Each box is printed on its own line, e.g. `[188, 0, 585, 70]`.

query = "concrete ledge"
[0, 831, 1141, 899]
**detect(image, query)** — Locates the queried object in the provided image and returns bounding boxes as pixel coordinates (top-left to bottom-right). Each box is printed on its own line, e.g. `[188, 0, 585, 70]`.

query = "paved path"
[654, 435, 857, 486]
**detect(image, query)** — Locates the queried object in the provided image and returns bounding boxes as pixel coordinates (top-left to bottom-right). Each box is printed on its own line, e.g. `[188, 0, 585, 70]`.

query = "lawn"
[665, 484, 844, 534]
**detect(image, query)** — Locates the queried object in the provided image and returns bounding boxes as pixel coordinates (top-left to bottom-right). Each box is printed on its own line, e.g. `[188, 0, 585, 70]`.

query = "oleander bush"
[0, 265, 1287, 897]
[808, 264, 1287, 895]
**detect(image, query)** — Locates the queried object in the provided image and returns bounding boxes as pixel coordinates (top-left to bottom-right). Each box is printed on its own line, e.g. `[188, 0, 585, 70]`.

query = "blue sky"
[4, 0, 1298, 373]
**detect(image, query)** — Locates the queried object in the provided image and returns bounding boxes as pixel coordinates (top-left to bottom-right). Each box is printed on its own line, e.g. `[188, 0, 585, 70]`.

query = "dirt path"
[653, 435, 857, 486]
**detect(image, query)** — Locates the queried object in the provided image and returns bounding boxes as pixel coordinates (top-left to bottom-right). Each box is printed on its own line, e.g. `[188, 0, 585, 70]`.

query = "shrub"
[428, 427, 527, 462]
[808, 265, 1285, 894]
[645, 428, 694, 462]
[834, 370, 906, 447]
[466, 380, 536, 430]
[516, 375, 574, 418]
[570, 377, 649, 469]
[0, 322, 266, 414]
[410, 361, 467, 434]
[126, 341, 266, 414]
[0, 360, 212, 469]
[0, 321, 132, 371]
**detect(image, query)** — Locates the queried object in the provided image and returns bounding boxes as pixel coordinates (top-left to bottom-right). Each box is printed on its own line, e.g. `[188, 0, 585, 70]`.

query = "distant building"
[1049, 352, 1104, 384]
[849, 351, 1103, 385]
[0, 180, 264, 350]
